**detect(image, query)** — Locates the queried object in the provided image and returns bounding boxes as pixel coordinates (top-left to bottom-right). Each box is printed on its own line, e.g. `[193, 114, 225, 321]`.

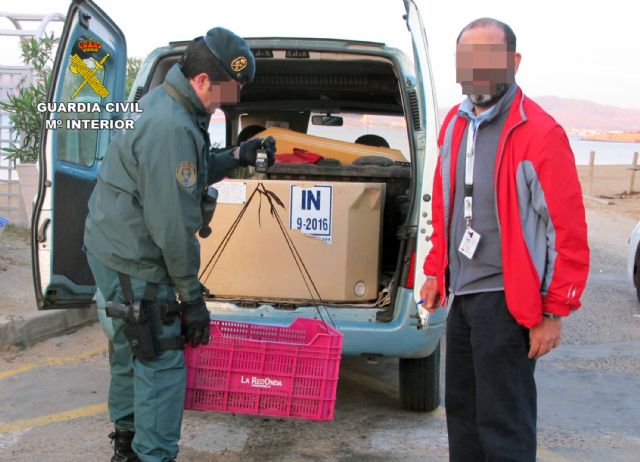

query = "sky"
[1, 0, 639, 110]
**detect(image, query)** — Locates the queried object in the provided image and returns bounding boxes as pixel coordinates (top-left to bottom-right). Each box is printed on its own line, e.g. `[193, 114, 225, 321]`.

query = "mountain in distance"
[439, 96, 640, 135]
[529, 96, 640, 133]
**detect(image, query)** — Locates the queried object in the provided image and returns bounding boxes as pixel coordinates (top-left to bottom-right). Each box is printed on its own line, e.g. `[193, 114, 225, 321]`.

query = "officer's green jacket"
[84, 64, 239, 301]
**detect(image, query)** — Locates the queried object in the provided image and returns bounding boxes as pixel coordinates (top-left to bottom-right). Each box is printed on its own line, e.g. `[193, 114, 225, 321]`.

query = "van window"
[307, 112, 410, 161]
[55, 54, 105, 167]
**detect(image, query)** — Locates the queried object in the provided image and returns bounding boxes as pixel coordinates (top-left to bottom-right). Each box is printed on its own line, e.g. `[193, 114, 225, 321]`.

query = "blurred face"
[192, 74, 241, 113]
[456, 25, 521, 108]
[212, 80, 241, 106]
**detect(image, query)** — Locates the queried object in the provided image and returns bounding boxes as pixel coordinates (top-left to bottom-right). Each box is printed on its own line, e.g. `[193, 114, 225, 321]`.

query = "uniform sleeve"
[533, 125, 590, 316]
[136, 124, 203, 302]
[207, 148, 240, 184]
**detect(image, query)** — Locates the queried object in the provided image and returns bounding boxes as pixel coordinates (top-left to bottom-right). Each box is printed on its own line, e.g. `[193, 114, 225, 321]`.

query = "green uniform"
[84, 64, 239, 462]
[87, 253, 183, 461]
[85, 63, 239, 302]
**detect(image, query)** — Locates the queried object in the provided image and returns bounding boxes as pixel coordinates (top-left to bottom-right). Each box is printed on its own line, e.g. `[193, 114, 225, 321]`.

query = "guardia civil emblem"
[176, 161, 197, 187]
[231, 56, 248, 72]
[69, 38, 110, 99]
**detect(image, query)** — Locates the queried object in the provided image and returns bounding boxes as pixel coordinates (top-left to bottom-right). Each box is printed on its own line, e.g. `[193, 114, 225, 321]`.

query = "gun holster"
[105, 273, 183, 362]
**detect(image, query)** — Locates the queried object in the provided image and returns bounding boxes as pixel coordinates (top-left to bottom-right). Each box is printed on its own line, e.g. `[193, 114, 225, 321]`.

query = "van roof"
[169, 37, 386, 49]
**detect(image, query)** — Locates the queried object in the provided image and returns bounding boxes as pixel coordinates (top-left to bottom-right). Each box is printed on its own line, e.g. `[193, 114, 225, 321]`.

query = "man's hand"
[419, 278, 440, 313]
[528, 317, 562, 359]
[238, 136, 276, 167]
[181, 297, 210, 347]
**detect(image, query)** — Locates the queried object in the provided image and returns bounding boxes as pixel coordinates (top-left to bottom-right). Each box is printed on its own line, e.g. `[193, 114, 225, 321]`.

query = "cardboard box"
[199, 179, 385, 302]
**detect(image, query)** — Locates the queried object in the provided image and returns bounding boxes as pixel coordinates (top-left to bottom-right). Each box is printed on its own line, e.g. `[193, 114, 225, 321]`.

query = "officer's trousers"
[445, 291, 537, 462]
[88, 253, 185, 462]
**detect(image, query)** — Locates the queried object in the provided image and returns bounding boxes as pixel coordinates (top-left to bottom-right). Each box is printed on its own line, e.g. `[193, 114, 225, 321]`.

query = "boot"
[109, 428, 139, 462]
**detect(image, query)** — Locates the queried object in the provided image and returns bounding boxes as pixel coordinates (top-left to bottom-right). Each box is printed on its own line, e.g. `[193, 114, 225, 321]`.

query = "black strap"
[143, 283, 157, 302]
[163, 82, 194, 116]
[155, 300, 181, 324]
[148, 301, 183, 351]
[162, 301, 181, 315]
[118, 272, 158, 302]
[117, 272, 135, 304]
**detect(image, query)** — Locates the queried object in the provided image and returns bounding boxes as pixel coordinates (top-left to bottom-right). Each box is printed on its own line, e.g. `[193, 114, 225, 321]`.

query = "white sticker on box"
[212, 181, 246, 204]
[290, 185, 333, 244]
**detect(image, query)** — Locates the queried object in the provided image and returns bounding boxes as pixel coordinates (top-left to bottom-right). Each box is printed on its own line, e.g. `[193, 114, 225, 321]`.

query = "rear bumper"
[206, 288, 445, 358]
[97, 287, 446, 358]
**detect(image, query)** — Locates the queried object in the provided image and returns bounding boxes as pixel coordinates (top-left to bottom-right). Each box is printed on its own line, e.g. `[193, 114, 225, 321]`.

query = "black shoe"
[109, 429, 139, 462]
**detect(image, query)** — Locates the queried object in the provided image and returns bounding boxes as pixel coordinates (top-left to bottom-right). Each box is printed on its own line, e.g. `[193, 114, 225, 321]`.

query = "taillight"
[405, 251, 416, 289]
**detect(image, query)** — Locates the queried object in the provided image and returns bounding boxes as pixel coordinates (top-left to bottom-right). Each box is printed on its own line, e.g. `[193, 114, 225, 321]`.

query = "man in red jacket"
[420, 18, 589, 462]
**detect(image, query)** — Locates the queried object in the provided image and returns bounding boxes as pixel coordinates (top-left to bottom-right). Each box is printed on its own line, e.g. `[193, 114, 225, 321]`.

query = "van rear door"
[32, 0, 126, 309]
[403, 0, 440, 305]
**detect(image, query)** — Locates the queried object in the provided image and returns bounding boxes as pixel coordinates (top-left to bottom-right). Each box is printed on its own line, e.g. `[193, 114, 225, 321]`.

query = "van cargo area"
[139, 44, 417, 312]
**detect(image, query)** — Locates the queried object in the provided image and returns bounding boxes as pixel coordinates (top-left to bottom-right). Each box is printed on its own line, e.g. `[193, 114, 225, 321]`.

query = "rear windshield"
[307, 112, 410, 161]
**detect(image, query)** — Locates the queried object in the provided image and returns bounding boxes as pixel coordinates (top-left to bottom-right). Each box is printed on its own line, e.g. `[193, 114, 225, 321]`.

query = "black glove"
[181, 297, 210, 347]
[238, 136, 276, 167]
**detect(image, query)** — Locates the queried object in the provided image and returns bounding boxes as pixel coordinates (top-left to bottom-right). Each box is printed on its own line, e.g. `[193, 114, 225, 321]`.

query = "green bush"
[0, 33, 57, 164]
[1, 34, 143, 165]
[126, 57, 142, 97]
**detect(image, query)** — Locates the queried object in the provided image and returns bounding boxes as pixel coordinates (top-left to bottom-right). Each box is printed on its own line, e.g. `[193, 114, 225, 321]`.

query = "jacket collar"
[457, 83, 519, 128]
[439, 86, 529, 154]
[502, 86, 527, 132]
[164, 64, 210, 126]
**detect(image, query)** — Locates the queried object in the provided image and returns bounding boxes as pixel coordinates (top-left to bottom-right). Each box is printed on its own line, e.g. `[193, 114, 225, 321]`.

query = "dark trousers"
[445, 291, 537, 462]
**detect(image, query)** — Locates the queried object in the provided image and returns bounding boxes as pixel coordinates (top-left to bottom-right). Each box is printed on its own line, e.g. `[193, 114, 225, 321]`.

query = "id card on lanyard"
[458, 123, 482, 259]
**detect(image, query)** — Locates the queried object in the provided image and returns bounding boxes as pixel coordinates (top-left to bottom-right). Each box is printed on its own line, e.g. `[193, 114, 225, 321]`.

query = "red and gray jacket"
[423, 88, 590, 328]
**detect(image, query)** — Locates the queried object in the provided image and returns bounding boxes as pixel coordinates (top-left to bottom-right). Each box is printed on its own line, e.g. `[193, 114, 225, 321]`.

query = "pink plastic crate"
[184, 318, 343, 421]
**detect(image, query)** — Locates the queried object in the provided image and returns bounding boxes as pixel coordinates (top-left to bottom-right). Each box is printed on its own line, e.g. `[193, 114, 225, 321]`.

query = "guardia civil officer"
[84, 28, 276, 462]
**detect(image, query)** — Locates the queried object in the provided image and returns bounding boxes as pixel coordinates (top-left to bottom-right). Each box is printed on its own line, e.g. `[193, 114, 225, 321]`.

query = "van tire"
[399, 341, 441, 412]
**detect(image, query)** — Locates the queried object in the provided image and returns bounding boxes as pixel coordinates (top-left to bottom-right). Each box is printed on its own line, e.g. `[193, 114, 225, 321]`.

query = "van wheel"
[399, 341, 441, 412]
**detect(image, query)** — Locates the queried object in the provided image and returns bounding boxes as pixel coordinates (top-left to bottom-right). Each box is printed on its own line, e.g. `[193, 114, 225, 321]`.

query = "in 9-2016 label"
[289, 185, 333, 244]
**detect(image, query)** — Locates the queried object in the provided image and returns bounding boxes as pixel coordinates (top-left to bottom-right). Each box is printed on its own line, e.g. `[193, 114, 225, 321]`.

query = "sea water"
[569, 136, 640, 165]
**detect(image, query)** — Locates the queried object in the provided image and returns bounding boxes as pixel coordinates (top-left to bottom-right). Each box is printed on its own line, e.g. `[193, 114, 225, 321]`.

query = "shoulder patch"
[176, 161, 197, 187]
[231, 56, 247, 72]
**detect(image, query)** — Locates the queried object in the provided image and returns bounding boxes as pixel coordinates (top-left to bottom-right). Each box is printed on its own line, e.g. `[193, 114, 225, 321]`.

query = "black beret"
[203, 27, 255, 84]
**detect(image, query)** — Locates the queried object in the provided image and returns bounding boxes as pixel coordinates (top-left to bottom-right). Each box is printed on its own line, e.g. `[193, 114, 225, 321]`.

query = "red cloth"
[275, 148, 323, 164]
[423, 88, 590, 328]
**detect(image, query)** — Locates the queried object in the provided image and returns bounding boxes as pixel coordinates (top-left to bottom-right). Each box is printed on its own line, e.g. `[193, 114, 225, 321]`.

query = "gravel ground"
[0, 183, 638, 460]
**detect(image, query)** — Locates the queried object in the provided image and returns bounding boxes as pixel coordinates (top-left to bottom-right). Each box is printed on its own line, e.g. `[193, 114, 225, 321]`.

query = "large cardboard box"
[199, 179, 385, 303]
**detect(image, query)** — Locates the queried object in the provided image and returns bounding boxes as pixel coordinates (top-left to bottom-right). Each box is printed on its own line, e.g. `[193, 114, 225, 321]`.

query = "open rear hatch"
[189, 47, 414, 310]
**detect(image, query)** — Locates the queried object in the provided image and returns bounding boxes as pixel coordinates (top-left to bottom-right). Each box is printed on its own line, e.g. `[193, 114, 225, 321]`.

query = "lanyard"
[463, 123, 476, 228]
